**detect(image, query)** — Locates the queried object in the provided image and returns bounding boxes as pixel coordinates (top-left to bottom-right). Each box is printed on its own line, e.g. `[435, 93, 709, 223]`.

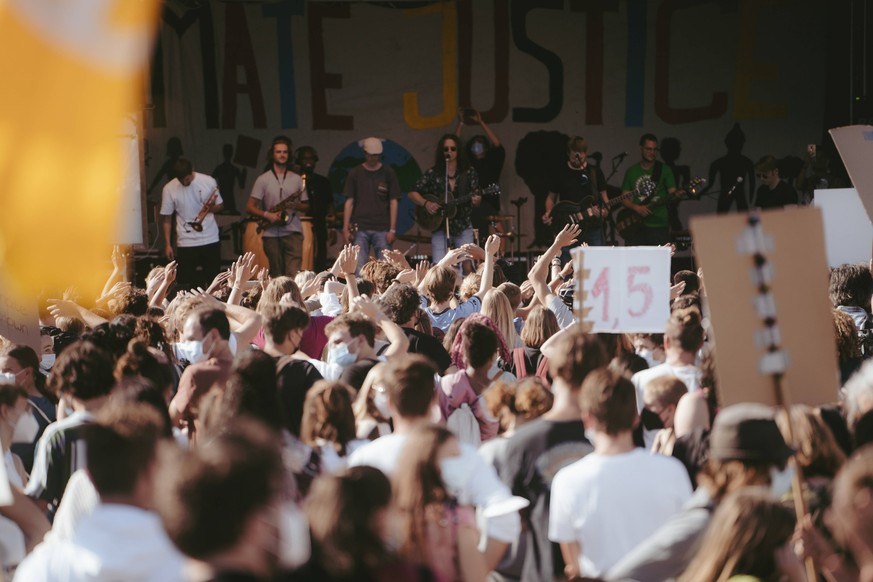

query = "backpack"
[512, 347, 551, 387]
[447, 403, 481, 447]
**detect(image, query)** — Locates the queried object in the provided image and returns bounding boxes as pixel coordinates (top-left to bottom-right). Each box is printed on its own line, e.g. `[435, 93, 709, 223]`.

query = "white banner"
[813, 188, 873, 267]
[572, 246, 671, 333]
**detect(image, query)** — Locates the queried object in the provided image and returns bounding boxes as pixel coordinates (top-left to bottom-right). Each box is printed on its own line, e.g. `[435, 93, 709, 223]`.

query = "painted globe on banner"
[328, 139, 422, 237]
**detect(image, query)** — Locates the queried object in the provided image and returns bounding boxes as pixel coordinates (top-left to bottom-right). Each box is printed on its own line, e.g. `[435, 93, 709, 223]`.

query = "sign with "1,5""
[571, 246, 671, 333]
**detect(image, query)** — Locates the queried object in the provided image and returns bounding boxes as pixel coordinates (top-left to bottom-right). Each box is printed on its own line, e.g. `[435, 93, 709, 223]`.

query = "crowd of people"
[0, 217, 870, 581]
[0, 118, 865, 581]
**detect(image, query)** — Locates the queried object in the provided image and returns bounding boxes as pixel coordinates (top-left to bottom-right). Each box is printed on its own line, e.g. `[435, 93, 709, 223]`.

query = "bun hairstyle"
[665, 307, 705, 353]
[450, 314, 510, 370]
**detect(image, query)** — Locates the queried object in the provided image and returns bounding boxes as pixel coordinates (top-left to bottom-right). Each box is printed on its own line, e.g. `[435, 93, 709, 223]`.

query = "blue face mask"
[471, 142, 485, 156]
[328, 343, 357, 368]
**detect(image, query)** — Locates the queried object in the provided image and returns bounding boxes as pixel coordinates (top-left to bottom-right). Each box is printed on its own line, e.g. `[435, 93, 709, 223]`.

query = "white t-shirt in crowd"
[548, 295, 574, 330]
[159, 172, 223, 247]
[15, 503, 185, 581]
[631, 362, 700, 412]
[548, 448, 692, 577]
[349, 431, 522, 543]
[421, 295, 482, 333]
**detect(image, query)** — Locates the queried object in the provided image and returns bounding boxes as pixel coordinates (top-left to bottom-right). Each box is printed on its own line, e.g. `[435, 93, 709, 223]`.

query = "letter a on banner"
[0, 1, 159, 300]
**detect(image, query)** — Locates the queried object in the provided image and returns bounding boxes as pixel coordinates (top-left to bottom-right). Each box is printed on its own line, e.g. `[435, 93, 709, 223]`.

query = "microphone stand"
[444, 156, 451, 252]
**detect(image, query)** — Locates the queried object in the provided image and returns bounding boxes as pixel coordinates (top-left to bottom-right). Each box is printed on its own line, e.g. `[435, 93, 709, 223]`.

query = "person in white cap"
[343, 137, 401, 273]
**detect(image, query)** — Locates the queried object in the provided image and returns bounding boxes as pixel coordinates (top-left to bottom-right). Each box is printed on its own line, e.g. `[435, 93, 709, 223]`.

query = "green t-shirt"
[621, 162, 676, 228]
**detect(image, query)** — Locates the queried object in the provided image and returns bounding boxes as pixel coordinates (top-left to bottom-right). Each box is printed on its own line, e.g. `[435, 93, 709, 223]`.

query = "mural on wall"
[143, 0, 827, 255]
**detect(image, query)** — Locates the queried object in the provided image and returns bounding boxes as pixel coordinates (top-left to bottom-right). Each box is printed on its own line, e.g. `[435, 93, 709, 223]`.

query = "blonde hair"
[665, 307, 704, 353]
[643, 376, 687, 409]
[521, 305, 559, 349]
[459, 272, 481, 302]
[482, 289, 518, 350]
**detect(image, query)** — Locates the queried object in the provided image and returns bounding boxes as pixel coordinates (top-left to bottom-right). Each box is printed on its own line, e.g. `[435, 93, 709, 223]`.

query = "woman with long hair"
[515, 305, 560, 381]
[301, 466, 433, 581]
[678, 488, 803, 582]
[392, 425, 487, 582]
[300, 380, 369, 473]
[482, 289, 520, 350]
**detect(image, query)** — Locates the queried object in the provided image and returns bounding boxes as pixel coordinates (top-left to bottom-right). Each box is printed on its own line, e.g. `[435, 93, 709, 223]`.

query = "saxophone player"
[160, 157, 224, 291]
[246, 135, 309, 277]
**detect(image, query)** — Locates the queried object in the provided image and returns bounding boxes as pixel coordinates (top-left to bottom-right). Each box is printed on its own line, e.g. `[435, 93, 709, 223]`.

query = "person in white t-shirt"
[348, 354, 522, 571]
[549, 368, 692, 578]
[16, 403, 185, 581]
[160, 157, 224, 291]
[631, 307, 705, 412]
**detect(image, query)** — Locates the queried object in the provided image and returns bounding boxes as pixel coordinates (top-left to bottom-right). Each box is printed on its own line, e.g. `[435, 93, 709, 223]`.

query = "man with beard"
[246, 136, 309, 276]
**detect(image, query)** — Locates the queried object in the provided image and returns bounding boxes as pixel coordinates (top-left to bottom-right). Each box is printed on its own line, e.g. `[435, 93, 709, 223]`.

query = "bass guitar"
[415, 184, 501, 231]
[548, 179, 655, 235]
[615, 176, 705, 240]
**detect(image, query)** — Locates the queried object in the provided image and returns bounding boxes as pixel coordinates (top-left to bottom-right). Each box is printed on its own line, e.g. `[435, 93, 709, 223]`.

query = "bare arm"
[162, 215, 174, 260]
[343, 198, 355, 243]
[473, 110, 500, 147]
[48, 299, 108, 329]
[2, 488, 50, 552]
[474, 234, 501, 300]
[529, 225, 580, 309]
[457, 520, 489, 582]
[559, 541, 582, 580]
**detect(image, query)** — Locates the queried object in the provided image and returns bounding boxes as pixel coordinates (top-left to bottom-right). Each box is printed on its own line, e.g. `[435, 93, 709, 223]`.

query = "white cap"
[361, 137, 383, 155]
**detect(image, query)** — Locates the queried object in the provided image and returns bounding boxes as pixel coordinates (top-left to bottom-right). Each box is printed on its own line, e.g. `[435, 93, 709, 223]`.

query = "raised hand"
[414, 260, 430, 286]
[554, 224, 581, 249]
[395, 269, 416, 285]
[339, 244, 359, 276]
[382, 249, 411, 271]
[206, 270, 231, 294]
[233, 252, 256, 287]
[47, 299, 80, 320]
[299, 277, 321, 299]
[484, 234, 501, 257]
[352, 294, 385, 322]
[438, 247, 470, 268]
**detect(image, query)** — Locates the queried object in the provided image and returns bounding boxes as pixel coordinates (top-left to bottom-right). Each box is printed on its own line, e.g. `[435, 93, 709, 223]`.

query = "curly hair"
[48, 340, 115, 401]
[300, 381, 358, 456]
[379, 283, 420, 326]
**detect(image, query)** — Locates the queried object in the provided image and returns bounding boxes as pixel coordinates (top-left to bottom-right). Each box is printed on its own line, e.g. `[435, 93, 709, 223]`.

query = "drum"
[241, 220, 270, 272]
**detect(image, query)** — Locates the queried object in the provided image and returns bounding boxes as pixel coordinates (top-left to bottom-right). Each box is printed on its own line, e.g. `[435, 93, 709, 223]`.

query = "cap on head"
[710, 403, 794, 464]
[362, 137, 383, 155]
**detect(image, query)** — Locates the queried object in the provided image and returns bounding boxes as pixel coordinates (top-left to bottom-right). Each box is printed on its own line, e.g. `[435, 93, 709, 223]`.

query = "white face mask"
[439, 454, 472, 500]
[12, 407, 39, 444]
[373, 390, 392, 419]
[39, 354, 55, 373]
[328, 343, 356, 368]
[319, 292, 342, 317]
[0, 372, 17, 384]
[175, 340, 206, 365]
[277, 503, 311, 570]
[770, 465, 796, 499]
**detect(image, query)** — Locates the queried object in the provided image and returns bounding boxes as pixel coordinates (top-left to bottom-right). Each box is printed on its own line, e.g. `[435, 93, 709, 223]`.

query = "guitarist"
[409, 134, 481, 265]
[542, 136, 609, 261]
[620, 134, 677, 246]
[246, 135, 309, 277]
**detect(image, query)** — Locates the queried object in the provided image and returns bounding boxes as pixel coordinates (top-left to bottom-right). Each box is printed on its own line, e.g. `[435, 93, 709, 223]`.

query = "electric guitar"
[549, 179, 656, 235]
[415, 184, 501, 231]
[615, 176, 706, 240]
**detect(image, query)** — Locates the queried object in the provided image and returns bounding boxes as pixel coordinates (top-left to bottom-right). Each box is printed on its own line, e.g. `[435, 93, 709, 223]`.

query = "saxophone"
[188, 188, 220, 232]
[255, 175, 307, 233]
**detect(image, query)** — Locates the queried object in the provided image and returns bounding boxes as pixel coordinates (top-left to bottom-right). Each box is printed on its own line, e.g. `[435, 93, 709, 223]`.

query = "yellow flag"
[0, 0, 159, 300]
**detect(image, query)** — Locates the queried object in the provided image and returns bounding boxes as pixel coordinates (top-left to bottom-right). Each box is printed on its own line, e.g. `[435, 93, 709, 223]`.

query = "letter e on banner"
[572, 246, 670, 333]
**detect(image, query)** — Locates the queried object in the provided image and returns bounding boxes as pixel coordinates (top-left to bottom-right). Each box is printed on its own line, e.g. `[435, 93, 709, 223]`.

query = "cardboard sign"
[690, 207, 838, 407]
[830, 125, 873, 223]
[571, 246, 671, 333]
[0, 275, 40, 352]
[813, 188, 873, 267]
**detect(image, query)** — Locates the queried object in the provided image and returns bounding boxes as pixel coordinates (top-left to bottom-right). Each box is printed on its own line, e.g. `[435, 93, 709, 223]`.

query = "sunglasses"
[444, 146, 457, 152]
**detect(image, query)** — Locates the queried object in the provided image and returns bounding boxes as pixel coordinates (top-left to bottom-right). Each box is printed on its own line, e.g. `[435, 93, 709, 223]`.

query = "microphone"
[444, 153, 451, 160]
[613, 152, 628, 162]
[726, 176, 743, 199]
